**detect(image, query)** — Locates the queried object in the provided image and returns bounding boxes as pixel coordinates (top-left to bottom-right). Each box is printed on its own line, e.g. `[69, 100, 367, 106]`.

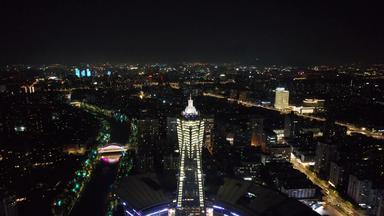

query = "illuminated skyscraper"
[176, 96, 205, 215]
[274, 87, 289, 110]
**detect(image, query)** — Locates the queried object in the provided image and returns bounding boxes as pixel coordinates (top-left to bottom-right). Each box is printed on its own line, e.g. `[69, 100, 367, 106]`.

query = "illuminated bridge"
[97, 143, 129, 163]
[98, 143, 128, 154]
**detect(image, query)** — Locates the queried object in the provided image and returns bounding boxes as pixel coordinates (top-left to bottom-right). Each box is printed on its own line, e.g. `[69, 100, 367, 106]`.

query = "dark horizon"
[1, 0, 384, 65]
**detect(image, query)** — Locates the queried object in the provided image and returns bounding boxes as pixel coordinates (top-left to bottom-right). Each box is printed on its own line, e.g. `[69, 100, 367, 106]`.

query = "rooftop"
[182, 95, 199, 117]
[114, 174, 319, 216]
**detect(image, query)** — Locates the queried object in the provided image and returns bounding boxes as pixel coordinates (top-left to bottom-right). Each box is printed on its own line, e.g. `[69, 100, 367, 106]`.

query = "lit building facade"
[203, 117, 214, 155]
[284, 112, 298, 138]
[328, 161, 346, 189]
[166, 117, 178, 152]
[274, 87, 289, 110]
[250, 118, 264, 147]
[176, 96, 206, 215]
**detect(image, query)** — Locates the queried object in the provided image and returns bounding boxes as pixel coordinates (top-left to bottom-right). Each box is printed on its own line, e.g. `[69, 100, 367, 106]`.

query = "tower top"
[182, 96, 199, 116]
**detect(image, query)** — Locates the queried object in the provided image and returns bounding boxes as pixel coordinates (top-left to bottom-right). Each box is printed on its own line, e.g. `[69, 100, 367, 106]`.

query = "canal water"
[70, 161, 118, 216]
[70, 120, 129, 216]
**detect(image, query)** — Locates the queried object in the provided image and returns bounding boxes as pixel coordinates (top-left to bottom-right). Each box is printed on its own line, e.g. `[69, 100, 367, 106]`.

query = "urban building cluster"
[0, 63, 383, 216]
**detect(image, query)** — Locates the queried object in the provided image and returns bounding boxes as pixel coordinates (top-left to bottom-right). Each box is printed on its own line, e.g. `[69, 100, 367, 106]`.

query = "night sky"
[1, 0, 384, 65]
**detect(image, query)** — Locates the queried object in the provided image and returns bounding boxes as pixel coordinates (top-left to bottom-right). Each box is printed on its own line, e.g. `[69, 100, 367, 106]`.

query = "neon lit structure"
[97, 143, 128, 164]
[97, 143, 127, 154]
[176, 96, 206, 215]
[86, 68, 91, 77]
[75, 68, 81, 77]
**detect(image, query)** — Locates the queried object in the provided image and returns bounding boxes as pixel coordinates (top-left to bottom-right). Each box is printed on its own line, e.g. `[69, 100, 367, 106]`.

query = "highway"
[203, 92, 384, 140]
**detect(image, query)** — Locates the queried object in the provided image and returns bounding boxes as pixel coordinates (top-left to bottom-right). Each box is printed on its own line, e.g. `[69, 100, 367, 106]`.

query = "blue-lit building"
[75, 68, 81, 78]
[86, 68, 91, 77]
[74, 68, 92, 78]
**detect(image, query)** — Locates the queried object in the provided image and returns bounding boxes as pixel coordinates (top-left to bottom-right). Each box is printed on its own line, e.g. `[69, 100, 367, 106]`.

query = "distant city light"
[212, 205, 224, 210]
[125, 210, 134, 216]
[145, 208, 169, 216]
[86, 68, 91, 77]
[47, 76, 59, 80]
[14, 126, 26, 132]
[75, 68, 81, 77]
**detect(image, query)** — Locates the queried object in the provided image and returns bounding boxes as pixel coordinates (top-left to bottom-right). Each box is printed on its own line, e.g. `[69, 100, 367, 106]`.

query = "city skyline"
[1, 63, 383, 216]
[1, 1, 384, 216]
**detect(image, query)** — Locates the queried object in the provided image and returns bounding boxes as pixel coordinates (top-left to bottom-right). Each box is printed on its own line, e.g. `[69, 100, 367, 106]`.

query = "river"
[69, 161, 118, 216]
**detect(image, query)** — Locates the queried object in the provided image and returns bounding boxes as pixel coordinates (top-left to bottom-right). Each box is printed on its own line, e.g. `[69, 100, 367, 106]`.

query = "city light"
[145, 208, 169, 216]
[3, 1, 384, 216]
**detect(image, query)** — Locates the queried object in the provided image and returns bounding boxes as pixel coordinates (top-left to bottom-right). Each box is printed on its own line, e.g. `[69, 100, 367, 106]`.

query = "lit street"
[203, 92, 384, 140]
[290, 154, 364, 216]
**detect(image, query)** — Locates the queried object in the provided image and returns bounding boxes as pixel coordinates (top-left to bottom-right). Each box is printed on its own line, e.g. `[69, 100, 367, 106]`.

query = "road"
[203, 92, 384, 140]
[290, 154, 363, 216]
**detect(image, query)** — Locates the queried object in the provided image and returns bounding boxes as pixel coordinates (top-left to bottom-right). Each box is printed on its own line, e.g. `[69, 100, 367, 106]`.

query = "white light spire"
[182, 94, 198, 116]
[176, 96, 206, 214]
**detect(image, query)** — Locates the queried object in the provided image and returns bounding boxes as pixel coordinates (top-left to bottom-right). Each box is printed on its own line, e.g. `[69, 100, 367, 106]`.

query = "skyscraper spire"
[182, 96, 198, 116]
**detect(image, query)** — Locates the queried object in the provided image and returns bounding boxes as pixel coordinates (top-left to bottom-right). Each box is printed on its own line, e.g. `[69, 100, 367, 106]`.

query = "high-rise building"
[347, 173, 384, 214]
[203, 117, 214, 154]
[265, 130, 277, 145]
[347, 175, 373, 207]
[166, 117, 178, 152]
[274, 87, 289, 110]
[137, 119, 160, 150]
[314, 142, 338, 178]
[376, 196, 384, 216]
[0, 191, 18, 216]
[284, 112, 299, 138]
[250, 118, 264, 147]
[176, 96, 206, 215]
[136, 119, 160, 171]
[329, 161, 346, 190]
[261, 129, 277, 153]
